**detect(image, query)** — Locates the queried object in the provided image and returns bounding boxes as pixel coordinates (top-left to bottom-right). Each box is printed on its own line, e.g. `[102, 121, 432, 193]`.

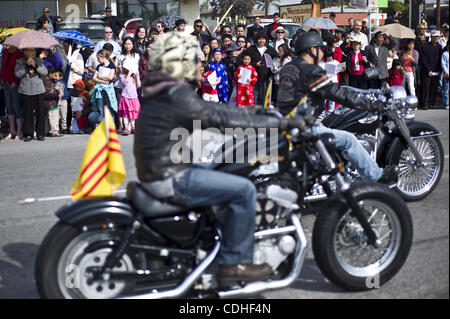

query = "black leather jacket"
[276, 57, 382, 117]
[134, 71, 288, 182]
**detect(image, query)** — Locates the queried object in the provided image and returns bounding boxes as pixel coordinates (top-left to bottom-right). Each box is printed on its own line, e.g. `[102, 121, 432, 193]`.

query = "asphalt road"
[0, 110, 448, 299]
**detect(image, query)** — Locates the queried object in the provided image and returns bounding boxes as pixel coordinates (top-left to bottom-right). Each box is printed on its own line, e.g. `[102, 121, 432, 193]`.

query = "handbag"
[364, 67, 379, 80]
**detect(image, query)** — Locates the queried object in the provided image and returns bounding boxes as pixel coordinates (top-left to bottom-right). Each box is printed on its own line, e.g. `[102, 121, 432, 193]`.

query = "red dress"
[234, 65, 258, 107]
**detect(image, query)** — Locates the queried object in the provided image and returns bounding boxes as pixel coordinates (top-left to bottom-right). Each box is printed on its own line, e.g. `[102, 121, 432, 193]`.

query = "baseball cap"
[43, 8, 50, 13]
[105, 6, 112, 12]
[225, 42, 239, 52]
[431, 30, 441, 37]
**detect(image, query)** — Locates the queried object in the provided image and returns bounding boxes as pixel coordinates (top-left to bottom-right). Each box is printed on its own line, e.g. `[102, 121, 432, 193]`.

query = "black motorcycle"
[35, 115, 413, 299]
[322, 85, 444, 201]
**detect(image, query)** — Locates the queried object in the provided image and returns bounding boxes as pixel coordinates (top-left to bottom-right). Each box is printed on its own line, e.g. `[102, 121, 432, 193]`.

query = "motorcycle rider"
[276, 32, 398, 183]
[133, 32, 304, 286]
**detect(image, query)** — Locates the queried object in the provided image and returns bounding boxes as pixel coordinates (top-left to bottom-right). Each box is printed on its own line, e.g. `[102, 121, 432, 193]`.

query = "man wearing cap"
[266, 13, 284, 43]
[35, 8, 60, 34]
[102, 6, 124, 39]
[419, 30, 444, 109]
[366, 31, 389, 89]
[174, 19, 187, 32]
[439, 24, 449, 49]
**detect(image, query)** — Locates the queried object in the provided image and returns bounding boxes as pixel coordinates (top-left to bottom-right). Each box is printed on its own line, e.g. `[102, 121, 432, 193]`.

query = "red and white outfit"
[234, 65, 258, 107]
[201, 71, 219, 102]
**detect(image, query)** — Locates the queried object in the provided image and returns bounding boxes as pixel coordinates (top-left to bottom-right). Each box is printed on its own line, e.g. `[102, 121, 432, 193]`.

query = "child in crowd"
[201, 61, 220, 102]
[388, 59, 405, 87]
[117, 62, 141, 135]
[69, 79, 91, 134]
[43, 67, 65, 137]
[92, 49, 118, 125]
[208, 49, 229, 103]
[234, 53, 258, 107]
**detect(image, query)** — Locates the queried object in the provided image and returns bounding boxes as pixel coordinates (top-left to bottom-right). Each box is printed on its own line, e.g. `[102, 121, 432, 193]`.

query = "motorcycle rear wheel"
[312, 183, 413, 291]
[35, 222, 139, 299]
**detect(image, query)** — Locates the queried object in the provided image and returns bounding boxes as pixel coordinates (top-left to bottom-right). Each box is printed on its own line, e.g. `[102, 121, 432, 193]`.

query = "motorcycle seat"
[127, 182, 186, 218]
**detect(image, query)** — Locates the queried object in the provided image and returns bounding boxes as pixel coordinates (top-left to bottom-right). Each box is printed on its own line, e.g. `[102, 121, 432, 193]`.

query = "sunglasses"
[418, 28, 426, 30]
[195, 25, 203, 28]
[277, 31, 285, 34]
[105, 31, 113, 34]
[237, 40, 245, 43]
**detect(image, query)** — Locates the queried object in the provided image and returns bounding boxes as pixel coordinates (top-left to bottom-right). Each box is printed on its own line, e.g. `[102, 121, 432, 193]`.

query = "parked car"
[245, 19, 303, 40]
[56, 19, 106, 45]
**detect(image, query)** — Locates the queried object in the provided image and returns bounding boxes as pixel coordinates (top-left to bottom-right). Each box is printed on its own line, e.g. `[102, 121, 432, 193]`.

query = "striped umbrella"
[3, 30, 59, 49]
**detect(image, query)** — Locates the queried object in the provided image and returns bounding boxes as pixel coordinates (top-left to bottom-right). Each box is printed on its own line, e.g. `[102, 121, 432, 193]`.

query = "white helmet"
[149, 31, 199, 81]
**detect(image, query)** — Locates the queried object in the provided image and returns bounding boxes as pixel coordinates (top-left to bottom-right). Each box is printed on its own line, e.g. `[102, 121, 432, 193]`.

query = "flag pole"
[213, 0, 238, 33]
[104, 107, 113, 194]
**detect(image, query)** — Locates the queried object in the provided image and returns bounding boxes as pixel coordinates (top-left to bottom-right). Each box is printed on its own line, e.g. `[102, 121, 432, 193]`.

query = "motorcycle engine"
[253, 235, 297, 271]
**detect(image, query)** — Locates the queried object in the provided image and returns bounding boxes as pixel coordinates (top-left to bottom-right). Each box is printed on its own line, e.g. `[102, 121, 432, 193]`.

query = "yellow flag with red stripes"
[264, 79, 273, 109]
[70, 109, 126, 200]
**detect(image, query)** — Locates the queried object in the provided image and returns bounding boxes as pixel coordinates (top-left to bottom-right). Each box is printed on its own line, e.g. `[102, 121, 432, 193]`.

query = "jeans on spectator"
[313, 124, 383, 181]
[443, 78, 449, 109]
[173, 168, 257, 265]
[3, 82, 22, 123]
[88, 111, 100, 127]
[404, 72, 416, 96]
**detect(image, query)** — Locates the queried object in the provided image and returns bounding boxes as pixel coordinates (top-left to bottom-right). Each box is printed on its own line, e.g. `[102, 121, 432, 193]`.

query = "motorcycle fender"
[314, 197, 347, 217]
[377, 121, 442, 166]
[56, 197, 135, 230]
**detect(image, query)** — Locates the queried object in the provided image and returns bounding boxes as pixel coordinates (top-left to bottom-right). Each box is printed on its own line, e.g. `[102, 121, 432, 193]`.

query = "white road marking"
[18, 189, 127, 205]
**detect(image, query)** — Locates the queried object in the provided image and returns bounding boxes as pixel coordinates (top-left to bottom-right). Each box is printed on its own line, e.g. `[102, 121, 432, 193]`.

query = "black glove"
[286, 115, 307, 130]
[367, 100, 385, 113]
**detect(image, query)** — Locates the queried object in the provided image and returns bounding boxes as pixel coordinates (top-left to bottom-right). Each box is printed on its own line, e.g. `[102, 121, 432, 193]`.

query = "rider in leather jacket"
[134, 32, 303, 286]
[276, 32, 398, 183]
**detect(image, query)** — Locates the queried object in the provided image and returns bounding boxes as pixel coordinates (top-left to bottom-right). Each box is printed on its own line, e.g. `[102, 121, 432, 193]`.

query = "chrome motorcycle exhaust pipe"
[304, 193, 328, 203]
[120, 235, 221, 299]
[217, 214, 308, 298]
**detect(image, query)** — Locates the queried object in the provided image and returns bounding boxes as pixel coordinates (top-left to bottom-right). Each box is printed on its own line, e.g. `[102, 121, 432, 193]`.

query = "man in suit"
[365, 31, 389, 89]
[419, 30, 444, 109]
[266, 13, 284, 43]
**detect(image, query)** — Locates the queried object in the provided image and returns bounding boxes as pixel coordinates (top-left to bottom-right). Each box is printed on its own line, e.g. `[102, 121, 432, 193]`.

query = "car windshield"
[58, 22, 105, 39]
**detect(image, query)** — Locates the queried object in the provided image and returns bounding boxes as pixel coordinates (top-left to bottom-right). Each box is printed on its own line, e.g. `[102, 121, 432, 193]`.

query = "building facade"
[0, 0, 199, 29]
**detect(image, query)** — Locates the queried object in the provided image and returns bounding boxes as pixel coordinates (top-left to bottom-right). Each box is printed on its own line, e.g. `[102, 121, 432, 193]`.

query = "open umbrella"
[0, 27, 29, 40]
[373, 23, 415, 39]
[53, 30, 94, 47]
[3, 30, 59, 49]
[152, 16, 183, 28]
[303, 17, 338, 30]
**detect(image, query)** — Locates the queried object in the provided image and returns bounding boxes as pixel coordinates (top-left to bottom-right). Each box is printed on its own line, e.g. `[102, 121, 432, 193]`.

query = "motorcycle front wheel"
[35, 222, 142, 299]
[390, 136, 444, 202]
[312, 183, 413, 291]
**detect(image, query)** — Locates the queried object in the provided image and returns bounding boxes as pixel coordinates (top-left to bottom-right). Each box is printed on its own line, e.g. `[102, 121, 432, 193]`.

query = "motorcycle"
[35, 113, 413, 299]
[322, 85, 444, 202]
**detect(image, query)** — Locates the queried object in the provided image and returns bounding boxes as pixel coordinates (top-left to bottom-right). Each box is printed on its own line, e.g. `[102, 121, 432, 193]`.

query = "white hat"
[431, 30, 441, 37]
[271, 26, 289, 39]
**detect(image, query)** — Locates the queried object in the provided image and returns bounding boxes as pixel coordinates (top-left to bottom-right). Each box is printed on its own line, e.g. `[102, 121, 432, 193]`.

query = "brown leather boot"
[218, 263, 272, 287]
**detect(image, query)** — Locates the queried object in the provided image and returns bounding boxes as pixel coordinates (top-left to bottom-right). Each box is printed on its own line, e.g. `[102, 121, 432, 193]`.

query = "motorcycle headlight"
[405, 95, 418, 110]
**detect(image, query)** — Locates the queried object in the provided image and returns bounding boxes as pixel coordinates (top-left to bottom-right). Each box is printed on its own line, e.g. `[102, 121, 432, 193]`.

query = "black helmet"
[294, 31, 325, 54]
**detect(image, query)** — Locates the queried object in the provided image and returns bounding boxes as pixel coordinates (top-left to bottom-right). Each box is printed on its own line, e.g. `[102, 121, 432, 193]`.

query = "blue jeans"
[314, 124, 383, 181]
[3, 82, 22, 123]
[443, 78, 449, 109]
[173, 168, 256, 265]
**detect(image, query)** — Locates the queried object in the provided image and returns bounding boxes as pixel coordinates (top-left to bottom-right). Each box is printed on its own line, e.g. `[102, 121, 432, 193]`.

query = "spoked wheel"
[312, 183, 413, 291]
[392, 136, 444, 201]
[36, 222, 142, 299]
